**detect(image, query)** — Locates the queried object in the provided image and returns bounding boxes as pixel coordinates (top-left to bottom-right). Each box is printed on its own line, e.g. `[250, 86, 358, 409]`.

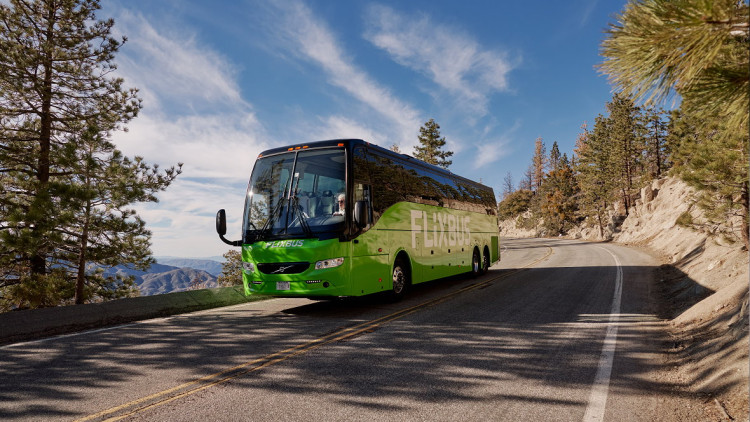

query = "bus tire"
[481, 246, 490, 274]
[471, 248, 481, 278]
[390, 259, 409, 301]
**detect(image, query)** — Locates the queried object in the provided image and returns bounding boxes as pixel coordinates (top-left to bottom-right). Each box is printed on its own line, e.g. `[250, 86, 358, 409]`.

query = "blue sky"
[100, 0, 627, 258]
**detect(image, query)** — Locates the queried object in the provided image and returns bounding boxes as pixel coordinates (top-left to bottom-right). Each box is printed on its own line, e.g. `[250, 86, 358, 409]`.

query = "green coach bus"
[216, 139, 499, 300]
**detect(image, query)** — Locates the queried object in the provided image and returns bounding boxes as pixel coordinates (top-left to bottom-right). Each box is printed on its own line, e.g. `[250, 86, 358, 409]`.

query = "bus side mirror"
[354, 200, 370, 228]
[216, 209, 227, 236]
[216, 209, 242, 246]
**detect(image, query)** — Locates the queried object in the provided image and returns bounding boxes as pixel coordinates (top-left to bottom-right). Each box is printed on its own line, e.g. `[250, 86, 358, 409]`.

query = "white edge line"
[583, 247, 623, 422]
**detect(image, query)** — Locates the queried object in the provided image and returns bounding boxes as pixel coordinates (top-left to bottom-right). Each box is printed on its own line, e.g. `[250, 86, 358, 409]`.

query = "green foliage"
[62, 127, 180, 303]
[0, 0, 179, 309]
[574, 118, 614, 236]
[641, 107, 671, 179]
[531, 137, 546, 191]
[599, 0, 749, 134]
[539, 161, 579, 235]
[0, 270, 73, 311]
[498, 189, 533, 219]
[414, 119, 453, 169]
[500, 0, 748, 244]
[549, 141, 561, 172]
[607, 94, 645, 214]
[598, 0, 748, 245]
[217, 250, 243, 287]
[669, 109, 749, 246]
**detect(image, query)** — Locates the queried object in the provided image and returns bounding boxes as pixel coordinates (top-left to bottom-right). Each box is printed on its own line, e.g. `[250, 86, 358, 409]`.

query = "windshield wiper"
[258, 196, 286, 240]
[290, 195, 313, 238]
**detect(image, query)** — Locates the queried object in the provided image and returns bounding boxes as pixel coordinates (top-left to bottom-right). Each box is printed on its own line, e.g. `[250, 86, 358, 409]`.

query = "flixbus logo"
[410, 210, 471, 249]
[266, 240, 305, 248]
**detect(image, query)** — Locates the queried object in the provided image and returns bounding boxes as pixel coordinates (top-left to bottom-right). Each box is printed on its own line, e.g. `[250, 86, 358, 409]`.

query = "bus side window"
[353, 182, 373, 230]
[353, 146, 375, 228]
[367, 152, 404, 220]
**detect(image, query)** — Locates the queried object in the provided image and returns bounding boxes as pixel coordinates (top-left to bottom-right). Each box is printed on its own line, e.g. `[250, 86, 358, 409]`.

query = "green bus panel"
[242, 201, 498, 298]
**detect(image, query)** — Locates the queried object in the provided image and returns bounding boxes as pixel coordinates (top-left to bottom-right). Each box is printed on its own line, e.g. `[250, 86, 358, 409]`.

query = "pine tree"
[549, 141, 561, 172]
[498, 189, 533, 220]
[217, 250, 243, 287]
[641, 107, 670, 179]
[599, 0, 749, 132]
[414, 119, 453, 169]
[540, 156, 578, 235]
[0, 0, 179, 308]
[574, 118, 616, 238]
[531, 137, 546, 192]
[670, 109, 749, 248]
[63, 126, 180, 304]
[606, 94, 643, 215]
[599, 0, 749, 247]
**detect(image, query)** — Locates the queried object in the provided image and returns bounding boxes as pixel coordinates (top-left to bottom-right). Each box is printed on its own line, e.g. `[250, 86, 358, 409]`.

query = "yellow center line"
[78, 245, 553, 422]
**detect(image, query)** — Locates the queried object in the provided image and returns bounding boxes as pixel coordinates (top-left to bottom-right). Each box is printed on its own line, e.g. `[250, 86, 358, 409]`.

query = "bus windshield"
[243, 148, 346, 242]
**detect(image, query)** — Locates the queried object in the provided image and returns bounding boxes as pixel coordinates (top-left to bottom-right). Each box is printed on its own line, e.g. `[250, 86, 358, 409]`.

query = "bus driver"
[333, 193, 345, 216]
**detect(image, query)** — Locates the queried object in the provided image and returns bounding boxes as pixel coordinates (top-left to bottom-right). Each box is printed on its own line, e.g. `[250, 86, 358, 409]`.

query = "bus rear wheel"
[482, 247, 490, 274]
[471, 248, 481, 278]
[390, 260, 408, 301]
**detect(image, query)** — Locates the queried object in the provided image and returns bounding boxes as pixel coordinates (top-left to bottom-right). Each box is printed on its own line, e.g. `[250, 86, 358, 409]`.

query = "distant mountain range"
[101, 257, 226, 296]
[154, 257, 225, 277]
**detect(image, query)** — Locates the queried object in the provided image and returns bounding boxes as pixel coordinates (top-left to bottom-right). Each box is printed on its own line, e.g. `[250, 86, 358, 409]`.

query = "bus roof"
[257, 139, 494, 195]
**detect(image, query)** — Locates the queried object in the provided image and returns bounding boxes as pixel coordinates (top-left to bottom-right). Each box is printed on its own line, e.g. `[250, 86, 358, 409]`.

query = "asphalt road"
[0, 238, 700, 421]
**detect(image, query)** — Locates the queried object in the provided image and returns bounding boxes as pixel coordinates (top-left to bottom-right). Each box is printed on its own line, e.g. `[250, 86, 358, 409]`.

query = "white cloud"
[114, 11, 244, 111]
[474, 140, 511, 168]
[114, 112, 266, 180]
[364, 5, 518, 116]
[106, 10, 268, 256]
[135, 179, 246, 257]
[471, 120, 520, 168]
[262, 0, 423, 151]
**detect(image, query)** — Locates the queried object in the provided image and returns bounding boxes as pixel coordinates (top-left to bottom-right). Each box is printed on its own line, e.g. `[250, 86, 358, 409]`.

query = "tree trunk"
[30, 5, 56, 278]
[75, 201, 92, 305]
[741, 181, 749, 250]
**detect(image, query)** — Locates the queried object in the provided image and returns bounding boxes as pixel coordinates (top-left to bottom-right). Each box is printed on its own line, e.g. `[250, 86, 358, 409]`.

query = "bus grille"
[257, 262, 310, 274]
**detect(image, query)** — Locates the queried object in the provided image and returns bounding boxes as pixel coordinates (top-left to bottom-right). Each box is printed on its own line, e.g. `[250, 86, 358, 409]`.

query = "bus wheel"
[390, 260, 408, 301]
[471, 248, 481, 278]
[481, 247, 490, 274]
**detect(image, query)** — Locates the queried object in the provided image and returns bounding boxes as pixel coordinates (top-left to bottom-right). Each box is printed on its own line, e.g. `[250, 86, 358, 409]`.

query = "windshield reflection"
[243, 148, 346, 242]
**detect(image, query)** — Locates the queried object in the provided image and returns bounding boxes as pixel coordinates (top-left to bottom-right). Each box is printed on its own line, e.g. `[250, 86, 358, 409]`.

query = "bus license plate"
[276, 282, 290, 291]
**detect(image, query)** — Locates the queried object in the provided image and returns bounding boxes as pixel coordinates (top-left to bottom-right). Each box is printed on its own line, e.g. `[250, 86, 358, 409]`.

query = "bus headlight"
[242, 261, 255, 274]
[315, 257, 344, 270]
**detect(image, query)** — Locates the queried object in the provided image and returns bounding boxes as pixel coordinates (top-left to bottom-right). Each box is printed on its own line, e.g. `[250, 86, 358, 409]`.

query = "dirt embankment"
[500, 176, 749, 419]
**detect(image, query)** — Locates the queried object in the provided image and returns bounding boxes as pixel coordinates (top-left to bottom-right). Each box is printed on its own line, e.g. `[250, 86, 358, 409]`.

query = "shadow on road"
[0, 262, 717, 420]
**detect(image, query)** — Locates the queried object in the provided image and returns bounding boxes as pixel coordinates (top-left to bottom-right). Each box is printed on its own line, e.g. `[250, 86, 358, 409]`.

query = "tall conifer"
[531, 137, 546, 192]
[549, 141, 561, 172]
[414, 119, 453, 169]
[574, 118, 615, 238]
[606, 94, 642, 215]
[0, 0, 179, 308]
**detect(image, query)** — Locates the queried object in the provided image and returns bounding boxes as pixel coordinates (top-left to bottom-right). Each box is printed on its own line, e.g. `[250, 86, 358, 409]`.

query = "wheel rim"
[473, 250, 480, 273]
[392, 266, 405, 294]
[482, 252, 490, 272]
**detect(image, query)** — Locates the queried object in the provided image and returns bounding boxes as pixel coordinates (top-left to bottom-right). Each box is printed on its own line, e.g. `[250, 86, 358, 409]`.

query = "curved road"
[0, 238, 700, 421]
